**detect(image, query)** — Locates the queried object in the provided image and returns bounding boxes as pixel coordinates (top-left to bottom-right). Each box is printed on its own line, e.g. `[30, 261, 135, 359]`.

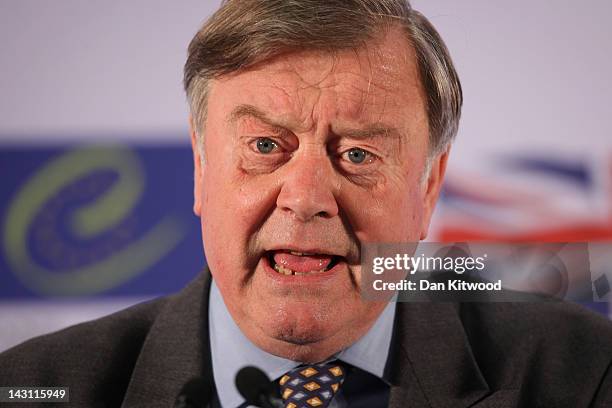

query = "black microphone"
[175, 376, 211, 408]
[235, 366, 283, 408]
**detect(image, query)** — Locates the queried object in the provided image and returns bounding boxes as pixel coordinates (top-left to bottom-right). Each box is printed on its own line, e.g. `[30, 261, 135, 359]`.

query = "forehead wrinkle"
[336, 81, 400, 131]
[264, 48, 401, 131]
[336, 48, 404, 123]
[292, 56, 339, 135]
[259, 69, 326, 134]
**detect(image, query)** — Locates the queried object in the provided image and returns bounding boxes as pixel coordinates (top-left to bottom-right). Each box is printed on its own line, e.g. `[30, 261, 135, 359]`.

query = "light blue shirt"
[209, 280, 396, 408]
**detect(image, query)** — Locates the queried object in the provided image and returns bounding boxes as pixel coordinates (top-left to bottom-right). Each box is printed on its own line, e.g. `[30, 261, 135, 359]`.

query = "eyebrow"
[335, 124, 402, 140]
[229, 103, 401, 140]
[229, 104, 285, 130]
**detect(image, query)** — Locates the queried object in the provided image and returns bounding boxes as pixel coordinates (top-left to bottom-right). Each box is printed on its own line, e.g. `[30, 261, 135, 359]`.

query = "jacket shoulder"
[461, 301, 612, 354]
[0, 297, 167, 405]
[460, 301, 612, 405]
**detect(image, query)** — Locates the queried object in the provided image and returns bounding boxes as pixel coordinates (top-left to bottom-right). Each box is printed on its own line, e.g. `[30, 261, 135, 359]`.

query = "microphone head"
[175, 376, 211, 408]
[235, 366, 274, 405]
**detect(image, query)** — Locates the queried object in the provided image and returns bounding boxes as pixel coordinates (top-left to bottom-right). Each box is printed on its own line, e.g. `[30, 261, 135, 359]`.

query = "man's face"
[191, 28, 448, 362]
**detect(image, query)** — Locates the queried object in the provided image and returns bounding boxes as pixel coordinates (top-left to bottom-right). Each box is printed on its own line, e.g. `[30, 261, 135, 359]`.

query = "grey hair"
[184, 0, 462, 161]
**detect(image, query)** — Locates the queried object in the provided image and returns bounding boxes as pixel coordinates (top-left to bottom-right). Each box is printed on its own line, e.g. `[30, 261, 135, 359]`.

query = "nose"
[276, 152, 339, 222]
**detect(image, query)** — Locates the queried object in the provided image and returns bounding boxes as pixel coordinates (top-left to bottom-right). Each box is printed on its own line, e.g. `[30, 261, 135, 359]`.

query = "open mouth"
[266, 250, 343, 276]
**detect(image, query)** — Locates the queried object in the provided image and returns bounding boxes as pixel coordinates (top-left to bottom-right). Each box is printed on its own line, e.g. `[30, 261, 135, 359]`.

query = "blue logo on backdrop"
[0, 144, 204, 298]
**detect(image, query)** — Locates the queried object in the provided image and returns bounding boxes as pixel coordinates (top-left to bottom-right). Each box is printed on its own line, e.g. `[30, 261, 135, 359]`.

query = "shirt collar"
[209, 279, 396, 408]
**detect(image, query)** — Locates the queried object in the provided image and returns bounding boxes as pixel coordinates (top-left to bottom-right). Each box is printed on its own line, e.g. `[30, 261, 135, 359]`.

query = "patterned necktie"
[278, 362, 346, 408]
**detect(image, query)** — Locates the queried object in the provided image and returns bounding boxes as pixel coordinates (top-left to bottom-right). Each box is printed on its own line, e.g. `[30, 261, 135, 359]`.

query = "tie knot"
[278, 362, 346, 408]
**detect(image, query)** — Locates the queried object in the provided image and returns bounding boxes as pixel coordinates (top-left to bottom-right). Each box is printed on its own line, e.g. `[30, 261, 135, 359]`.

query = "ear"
[420, 148, 450, 240]
[190, 114, 203, 217]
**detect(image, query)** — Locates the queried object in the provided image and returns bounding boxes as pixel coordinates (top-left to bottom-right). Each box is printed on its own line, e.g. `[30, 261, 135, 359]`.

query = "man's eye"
[255, 138, 277, 154]
[344, 148, 370, 164]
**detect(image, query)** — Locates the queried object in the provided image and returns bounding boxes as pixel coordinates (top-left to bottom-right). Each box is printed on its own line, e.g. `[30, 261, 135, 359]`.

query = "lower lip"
[261, 254, 346, 284]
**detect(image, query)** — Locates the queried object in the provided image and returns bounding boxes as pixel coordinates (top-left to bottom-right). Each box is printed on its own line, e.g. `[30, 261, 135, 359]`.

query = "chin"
[273, 326, 326, 346]
[261, 303, 340, 346]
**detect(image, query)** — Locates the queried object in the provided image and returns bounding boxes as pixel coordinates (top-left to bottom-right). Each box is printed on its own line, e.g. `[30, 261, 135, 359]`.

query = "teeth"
[273, 263, 326, 276]
[289, 251, 319, 256]
[274, 263, 293, 275]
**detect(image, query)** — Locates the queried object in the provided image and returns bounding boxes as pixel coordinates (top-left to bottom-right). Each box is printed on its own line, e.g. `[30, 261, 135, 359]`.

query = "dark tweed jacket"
[1, 271, 611, 407]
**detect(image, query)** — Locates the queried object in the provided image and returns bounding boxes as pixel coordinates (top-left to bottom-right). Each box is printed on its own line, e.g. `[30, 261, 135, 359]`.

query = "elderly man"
[1, 1, 611, 407]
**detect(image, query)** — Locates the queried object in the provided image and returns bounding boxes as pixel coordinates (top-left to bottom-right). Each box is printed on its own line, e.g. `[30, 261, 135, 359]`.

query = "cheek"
[339, 172, 426, 243]
[199, 160, 250, 288]
[199, 159, 282, 280]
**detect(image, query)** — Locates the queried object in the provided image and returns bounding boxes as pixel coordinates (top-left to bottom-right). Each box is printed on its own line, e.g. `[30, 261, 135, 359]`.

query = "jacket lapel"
[388, 302, 490, 408]
[121, 271, 214, 407]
